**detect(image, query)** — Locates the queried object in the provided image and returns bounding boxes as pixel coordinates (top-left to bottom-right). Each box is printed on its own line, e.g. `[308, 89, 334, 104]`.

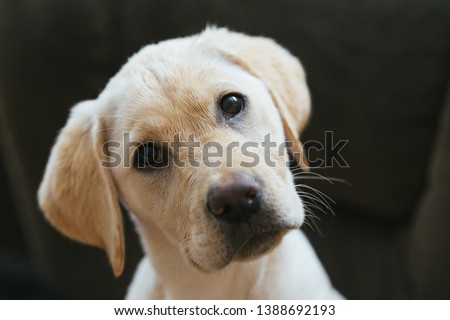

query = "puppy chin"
[184, 248, 233, 273]
[233, 229, 288, 261]
[184, 229, 288, 273]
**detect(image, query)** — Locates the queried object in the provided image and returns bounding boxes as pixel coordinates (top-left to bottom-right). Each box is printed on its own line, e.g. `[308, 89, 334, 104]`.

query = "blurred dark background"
[0, 0, 449, 299]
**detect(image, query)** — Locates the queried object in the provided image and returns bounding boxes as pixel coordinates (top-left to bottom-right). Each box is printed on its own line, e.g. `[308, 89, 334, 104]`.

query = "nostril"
[206, 190, 226, 216]
[245, 185, 259, 199]
[206, 172, 262, 223]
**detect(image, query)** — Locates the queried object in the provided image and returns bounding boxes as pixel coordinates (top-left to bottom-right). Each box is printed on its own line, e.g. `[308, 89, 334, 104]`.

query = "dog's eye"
[134, 142, 168, 170]
[219, 94, 245, 118]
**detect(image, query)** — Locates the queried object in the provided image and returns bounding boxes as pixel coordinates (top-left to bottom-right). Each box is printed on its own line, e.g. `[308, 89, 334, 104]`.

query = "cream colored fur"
[38, 28, 342, 299]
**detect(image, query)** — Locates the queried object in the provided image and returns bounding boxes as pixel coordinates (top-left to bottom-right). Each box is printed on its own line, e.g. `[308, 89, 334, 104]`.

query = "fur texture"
[38, 28, 342, 299]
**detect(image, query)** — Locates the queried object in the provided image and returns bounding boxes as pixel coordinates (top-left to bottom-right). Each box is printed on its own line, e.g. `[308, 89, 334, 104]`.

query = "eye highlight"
[219, 93, 246, 119]
[134, 142, 169, 170]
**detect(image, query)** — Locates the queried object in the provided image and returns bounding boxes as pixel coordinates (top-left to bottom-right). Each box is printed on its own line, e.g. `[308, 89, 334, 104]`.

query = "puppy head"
[38, 28, 311, 275]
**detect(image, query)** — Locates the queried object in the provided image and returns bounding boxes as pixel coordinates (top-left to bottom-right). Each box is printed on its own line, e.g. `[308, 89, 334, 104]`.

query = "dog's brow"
[130, 127, 172, 144]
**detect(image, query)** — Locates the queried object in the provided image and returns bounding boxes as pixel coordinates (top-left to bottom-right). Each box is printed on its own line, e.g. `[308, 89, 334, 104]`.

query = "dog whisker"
[296, 184, 336, 205]
[297, 188, 334, 211]
[296, 176, 351, 185]
[308, 217, 324, 237]
[297, 190, 329, 207]
[301, 208, 323, 236]
[291, 170, 351, 186]
[300, 194, 333, 217]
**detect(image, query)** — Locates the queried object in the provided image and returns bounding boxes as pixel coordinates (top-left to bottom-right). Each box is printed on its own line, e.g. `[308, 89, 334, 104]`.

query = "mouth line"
[243, 230, 282, 245]
[230, 228, 287, 261]
[249, 222, 300, 233]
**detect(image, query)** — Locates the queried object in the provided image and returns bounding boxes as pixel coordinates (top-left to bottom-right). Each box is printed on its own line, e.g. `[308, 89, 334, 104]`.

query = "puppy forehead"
[114, 47, 262, 140]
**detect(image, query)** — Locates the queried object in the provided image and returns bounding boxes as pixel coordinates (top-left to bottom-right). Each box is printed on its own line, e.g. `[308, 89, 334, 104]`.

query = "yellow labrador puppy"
[38, 28, 342, 299]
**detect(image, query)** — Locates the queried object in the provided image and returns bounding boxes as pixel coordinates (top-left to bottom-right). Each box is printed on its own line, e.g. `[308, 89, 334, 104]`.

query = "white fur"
[127, 230, 342, 299]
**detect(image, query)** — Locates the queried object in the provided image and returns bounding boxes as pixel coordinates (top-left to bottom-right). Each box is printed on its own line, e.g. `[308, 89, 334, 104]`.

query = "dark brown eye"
[219, 94, 245, 118]
[134, 142, 168, 170]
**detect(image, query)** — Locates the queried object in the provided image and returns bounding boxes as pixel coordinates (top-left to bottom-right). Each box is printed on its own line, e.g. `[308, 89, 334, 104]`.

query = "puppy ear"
[208, 28, 310, 169]
[38, 100, 124, 276]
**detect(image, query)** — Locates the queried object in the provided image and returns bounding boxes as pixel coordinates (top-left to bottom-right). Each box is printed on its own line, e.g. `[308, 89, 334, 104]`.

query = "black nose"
[206, 172, 262, 223]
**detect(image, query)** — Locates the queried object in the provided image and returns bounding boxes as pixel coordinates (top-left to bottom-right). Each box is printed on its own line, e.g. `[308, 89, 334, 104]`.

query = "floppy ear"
[38, 100, 124, 276]
[207, 28, 310, 169]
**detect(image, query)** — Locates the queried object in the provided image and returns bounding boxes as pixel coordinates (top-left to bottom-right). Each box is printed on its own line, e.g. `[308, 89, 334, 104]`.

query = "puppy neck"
[134, 221, 273, 299]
